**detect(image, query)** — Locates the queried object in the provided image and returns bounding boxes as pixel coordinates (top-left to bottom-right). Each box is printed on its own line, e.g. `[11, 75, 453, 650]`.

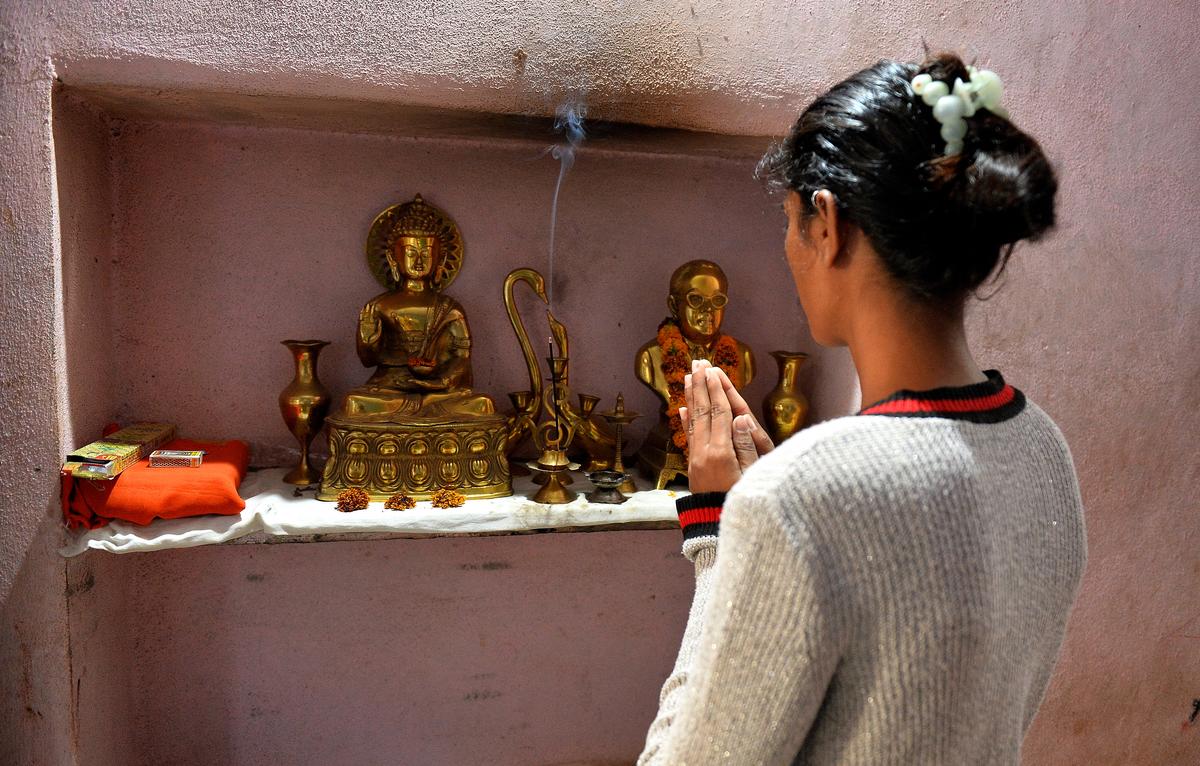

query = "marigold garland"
[656, 318, 742, 456]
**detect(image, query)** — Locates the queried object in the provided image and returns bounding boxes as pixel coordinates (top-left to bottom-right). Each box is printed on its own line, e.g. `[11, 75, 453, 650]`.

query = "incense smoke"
[547, 98, 586, 308]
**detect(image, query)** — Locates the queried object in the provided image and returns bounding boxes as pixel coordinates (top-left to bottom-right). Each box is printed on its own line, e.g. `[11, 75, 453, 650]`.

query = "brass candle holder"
[600, 393, 640, 495]
[525, 352, 579, 504]
[527, 423, 579, 504]
[547, 355, 569, 412]
[577, 393, 600, 419]
[506, 390, 539, 477]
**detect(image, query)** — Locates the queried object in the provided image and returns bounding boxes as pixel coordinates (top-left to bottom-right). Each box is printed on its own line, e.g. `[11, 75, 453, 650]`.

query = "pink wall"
[2, 1, 1199, 764]
[67, 531, 696, 765]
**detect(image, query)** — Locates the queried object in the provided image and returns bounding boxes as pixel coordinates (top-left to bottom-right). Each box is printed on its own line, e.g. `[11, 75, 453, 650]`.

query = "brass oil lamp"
[599, 393, 640, 496]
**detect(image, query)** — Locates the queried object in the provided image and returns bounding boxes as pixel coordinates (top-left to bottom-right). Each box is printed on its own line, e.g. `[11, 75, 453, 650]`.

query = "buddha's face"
[392, 235, 439, 280]
[669, 273, 728, 345]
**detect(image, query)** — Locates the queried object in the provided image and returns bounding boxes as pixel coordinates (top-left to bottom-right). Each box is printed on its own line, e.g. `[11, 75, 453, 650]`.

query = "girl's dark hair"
[757, 54, 1057, 301]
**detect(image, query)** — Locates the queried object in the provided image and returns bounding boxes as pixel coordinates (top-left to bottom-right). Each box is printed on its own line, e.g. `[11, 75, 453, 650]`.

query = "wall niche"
[52, 81, 856, 766]
[53, 84, 854, 468]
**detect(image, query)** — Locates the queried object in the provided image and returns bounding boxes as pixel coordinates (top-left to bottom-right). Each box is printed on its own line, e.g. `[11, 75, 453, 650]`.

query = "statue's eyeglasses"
[685, 291, 729, 311]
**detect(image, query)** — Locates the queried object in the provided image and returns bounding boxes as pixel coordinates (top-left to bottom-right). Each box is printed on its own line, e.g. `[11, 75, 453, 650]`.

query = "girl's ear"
[810, 189, 843, 268]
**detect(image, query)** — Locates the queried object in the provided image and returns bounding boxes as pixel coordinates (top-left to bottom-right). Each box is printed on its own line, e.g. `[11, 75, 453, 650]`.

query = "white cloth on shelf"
[60, 467, 682, 557]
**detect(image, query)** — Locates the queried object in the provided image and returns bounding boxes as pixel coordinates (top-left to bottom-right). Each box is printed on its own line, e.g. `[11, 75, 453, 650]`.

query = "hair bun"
[928, 110, 1058, 249]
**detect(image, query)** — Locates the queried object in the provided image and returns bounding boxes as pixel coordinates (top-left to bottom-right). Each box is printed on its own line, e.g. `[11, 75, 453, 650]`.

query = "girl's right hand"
[680, 361, 775, 492]
[710, 365, 774, 465]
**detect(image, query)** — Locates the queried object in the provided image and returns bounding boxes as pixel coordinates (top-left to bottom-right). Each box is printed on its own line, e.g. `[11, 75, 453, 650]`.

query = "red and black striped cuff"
[676, 491, 726, 541]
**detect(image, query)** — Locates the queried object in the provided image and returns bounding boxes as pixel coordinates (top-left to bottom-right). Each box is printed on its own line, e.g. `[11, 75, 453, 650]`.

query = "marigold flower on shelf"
[430, 488, 466, 508]
[335, 487, 370, 512]
[384, 493, 416, 510]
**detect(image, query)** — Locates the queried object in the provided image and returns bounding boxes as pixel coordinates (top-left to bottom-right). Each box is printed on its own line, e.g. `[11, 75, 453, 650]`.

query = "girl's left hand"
[681, 359, 764, 493]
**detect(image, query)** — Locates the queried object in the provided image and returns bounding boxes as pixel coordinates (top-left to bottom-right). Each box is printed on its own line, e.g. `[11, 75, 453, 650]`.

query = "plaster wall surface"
[2, 1, 1198, 765]
[66, 531, 695, 766]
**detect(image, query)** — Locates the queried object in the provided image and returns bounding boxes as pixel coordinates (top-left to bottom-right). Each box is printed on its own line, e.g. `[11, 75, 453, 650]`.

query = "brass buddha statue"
[343, 199, 494, 422]
[319, 195, 511, 501]
[634, 260, 755, 489]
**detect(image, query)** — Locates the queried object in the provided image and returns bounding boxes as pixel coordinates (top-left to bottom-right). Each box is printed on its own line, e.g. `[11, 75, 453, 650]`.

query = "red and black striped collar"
[858, 369, 1025, 423]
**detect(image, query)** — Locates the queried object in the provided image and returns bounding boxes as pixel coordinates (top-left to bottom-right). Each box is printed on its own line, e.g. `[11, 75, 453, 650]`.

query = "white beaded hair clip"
[910, 66, 1008, 156]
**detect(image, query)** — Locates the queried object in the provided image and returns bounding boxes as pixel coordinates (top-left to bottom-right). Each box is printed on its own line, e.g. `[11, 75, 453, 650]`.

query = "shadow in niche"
[50, 85, 238, 765]
[52, 87, 122, 454]
[0, 86, 127, 765]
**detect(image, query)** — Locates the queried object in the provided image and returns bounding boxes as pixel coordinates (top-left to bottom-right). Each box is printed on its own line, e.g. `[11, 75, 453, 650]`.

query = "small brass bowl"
[586, 470, 629, 505]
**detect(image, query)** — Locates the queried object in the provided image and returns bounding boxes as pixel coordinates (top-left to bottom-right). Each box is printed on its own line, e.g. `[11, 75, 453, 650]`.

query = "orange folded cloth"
[63, 438, 250, 530]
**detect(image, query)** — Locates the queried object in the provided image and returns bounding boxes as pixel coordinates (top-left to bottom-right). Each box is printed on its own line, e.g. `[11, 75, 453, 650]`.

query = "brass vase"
[762, 350, 809, 445]
[279, 339, 332, 485]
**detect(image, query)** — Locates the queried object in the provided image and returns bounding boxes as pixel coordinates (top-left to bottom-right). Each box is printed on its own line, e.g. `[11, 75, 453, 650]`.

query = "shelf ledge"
[60, 468, 685, 556]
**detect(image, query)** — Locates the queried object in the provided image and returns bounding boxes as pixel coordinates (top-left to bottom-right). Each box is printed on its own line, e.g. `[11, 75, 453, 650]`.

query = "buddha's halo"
[547, 95, 587, 311]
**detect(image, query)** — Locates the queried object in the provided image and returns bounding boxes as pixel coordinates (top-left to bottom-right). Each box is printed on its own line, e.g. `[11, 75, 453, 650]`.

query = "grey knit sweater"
[638, 372, 1087, 765]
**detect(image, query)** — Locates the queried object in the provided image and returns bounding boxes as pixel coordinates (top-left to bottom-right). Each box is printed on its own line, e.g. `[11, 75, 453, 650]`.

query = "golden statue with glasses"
[634, 260, 755, 488]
